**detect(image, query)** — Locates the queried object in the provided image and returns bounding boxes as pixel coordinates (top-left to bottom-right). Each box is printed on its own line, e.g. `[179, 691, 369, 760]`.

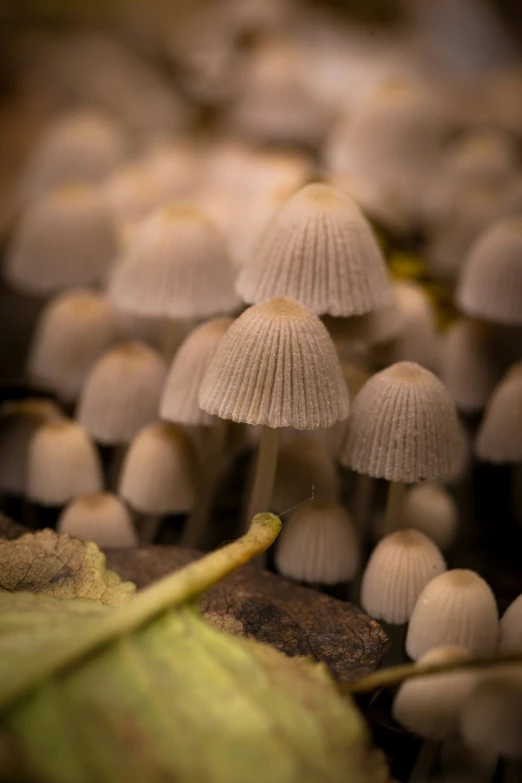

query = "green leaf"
[0, 529, 136, 606]
[0, 515, 389, 783]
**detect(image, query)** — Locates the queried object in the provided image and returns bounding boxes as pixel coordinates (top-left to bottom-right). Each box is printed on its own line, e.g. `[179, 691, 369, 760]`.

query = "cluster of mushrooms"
[2, 2, 522, 781]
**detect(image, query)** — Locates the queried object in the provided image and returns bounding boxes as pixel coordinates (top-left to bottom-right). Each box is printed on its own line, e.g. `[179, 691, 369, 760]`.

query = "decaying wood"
[107, 546, 389, 683]
[0, 515, 389, 683]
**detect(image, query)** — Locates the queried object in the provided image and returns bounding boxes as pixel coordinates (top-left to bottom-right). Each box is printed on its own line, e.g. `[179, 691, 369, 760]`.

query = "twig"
[344, 650, 522, 695]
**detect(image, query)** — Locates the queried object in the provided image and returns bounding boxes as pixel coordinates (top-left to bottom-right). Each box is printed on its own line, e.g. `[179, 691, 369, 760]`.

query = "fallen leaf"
[0, 515, 390, 783]
[0, 529, 135, 606]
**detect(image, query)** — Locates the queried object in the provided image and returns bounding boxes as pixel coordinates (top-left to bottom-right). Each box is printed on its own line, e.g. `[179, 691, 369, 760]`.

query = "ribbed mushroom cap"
[461, 676, 522, 759]
[457, 216, 522, 325]
[160, 318, 233, 427]
[406, 569, 499, 660]
[235, 183, 393, 317]
[275, 499, 359, 585]
[375, 281, 440, 373]
[21, 111, 125, 201]
[108, 204, 240, 319]
[440, 319, 500, 413]
[393, 646, 477, 740]
[199, 297, 350, 429]
[271, 437, 340, 515]
[28, 419, 103, 506]
[27, 289, 121, 403]
[77, 341, 167, 445]
[0, 400, 63, 495]
[119, 422, 197, 515]
[500, 594, 522, 651]
[475, 362, 522, 463]
[403, 483, 458, 550]
[57, 492, 138, 549]
[361, 529, 446, 624]
[5, 184, 117, 295]
[341, 361, 461, 482]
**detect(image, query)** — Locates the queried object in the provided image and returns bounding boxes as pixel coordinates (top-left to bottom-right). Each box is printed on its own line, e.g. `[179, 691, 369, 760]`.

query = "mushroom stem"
[353, 473, 374, 533]
[180, 419, 228, 548]
[408, 740, 438, 783]
[382, 622, 408, 666]
[513, 464, 522, 525]
[246, 425, 280, 533]
[384, 481, 406, 535]
[136, 513, 162, 544]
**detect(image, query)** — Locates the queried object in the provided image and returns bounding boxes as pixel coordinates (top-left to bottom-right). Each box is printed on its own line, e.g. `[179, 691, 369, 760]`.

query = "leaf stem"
[0, 513, 282, 711]
[345, 650, 522, 695]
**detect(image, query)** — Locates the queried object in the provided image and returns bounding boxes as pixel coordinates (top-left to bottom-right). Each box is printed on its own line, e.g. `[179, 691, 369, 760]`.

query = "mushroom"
[393, 646, 479, 783]
[107, 203, 239, 359]
[440, 318, 501, 414]
[77, 341, 167, 447]
[341, 361, 461, 536]
[27, 289, 121, 405]
[5, 183, 118, 295]
[456, 216, 522, 326]
[236, 182, 393, 318]
[475, 362, 522, 522]
[0, 399, 64, 498]
[406, 569, 499, 659]
[119, 422, 198, 543]
[199, 296, 349, 548]
[28, 419, 103, 507]
[499, 593, 522, 652]
[361, 529, 446, 661]
[20, 110, 126, 202]
[57, 491, 138, 548]
[403, 483, 459, 550]
[275, 499, 358, 586]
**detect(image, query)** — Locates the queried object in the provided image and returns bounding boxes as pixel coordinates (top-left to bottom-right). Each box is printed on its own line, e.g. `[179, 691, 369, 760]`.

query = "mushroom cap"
[119, 422, 197, 515]
[0, 400, 64, 495]
[341, 361, 461, 483]
[440, 319, 501, 413]
[403, 483, 459, 550]
[236, 183, 393, 317]
[77, 341, 167, 445]
[500, 593, 522, 652]
[200, 297, 350, 429]
[461, 675, 522, 759]
[57, 492, 138, 549]
[5, 184, 117, 295]
[108, 204, 240, 319]
[361, 529, 446, 624]
[374, 281, 440, 373]
[275, 499, 359, 585]
[475, 362, 522, 463]
[457, 216, 522, 325]
[160, 318, 233, 427]
[406, 569, 499, 660]
[21, 110, 126, 201]
[27, 289, 121, 403]
[28, 419, 103, 506]
[393, 645, 477, 740]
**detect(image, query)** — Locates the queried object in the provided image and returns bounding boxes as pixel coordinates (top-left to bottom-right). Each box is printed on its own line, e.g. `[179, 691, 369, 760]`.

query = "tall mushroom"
[199, 296, 349, 546]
